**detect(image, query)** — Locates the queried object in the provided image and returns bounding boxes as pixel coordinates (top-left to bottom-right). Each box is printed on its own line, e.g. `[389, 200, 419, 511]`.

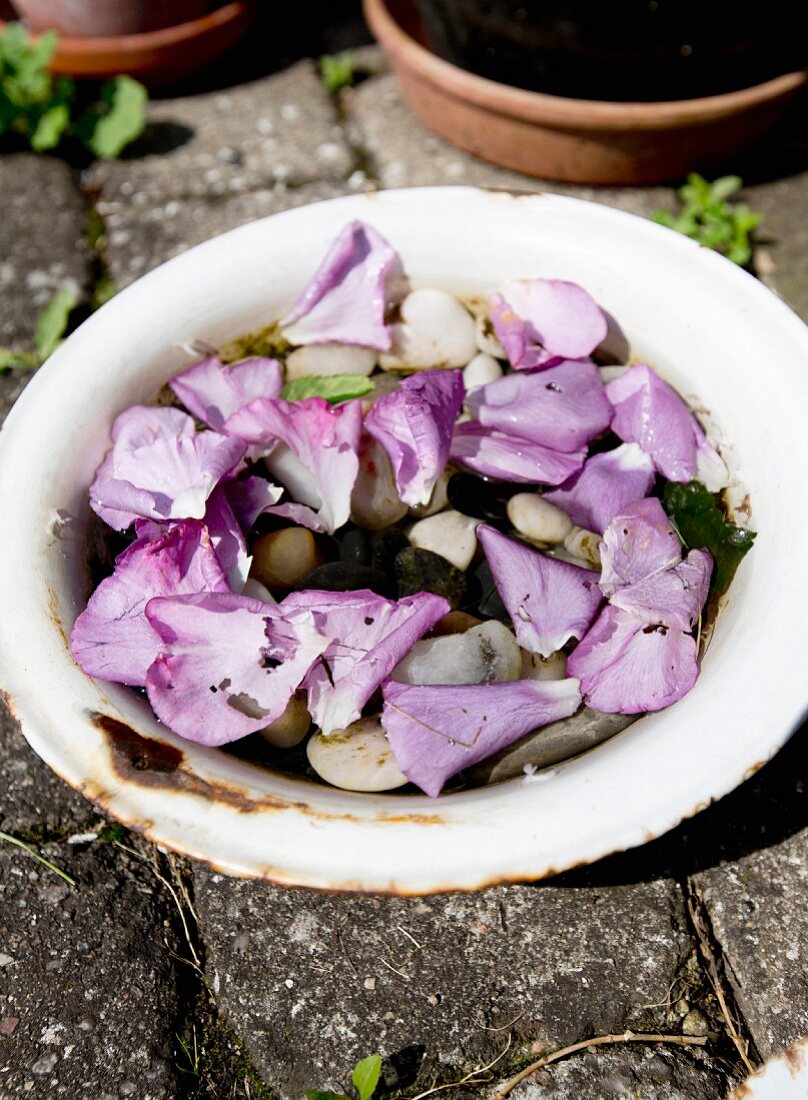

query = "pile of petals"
[71, 217, 735, 798]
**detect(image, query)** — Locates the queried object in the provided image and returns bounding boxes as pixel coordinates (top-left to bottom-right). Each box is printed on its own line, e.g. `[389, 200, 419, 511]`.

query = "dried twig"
[492, 1031, 708, 1099]
[687, 892, 756, 1074]
[411, 1035, 513, 1099]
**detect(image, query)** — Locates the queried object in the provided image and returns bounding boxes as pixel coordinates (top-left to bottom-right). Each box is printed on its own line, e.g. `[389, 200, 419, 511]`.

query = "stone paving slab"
[0, 155, 92, 351]
[0, 841, 181, 1099]
[745, 172, 808, 321]
[86, 61, 353, 207]
[99, 179, 355, 289]
[194, 870, 691, 1097]
[693, 828, 808, 1060]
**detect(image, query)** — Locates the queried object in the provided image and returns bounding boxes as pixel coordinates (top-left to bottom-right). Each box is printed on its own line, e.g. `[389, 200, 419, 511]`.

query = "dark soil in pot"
[414, 0, 807, 101]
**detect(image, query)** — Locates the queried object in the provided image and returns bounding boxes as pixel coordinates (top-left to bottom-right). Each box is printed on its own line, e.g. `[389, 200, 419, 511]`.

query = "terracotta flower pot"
[364, 0, 808, 185]
[11, 0, 215, 37]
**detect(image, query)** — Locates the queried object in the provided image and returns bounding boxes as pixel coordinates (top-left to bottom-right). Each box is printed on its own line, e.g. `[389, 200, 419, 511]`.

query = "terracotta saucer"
[0, 1, 257, 86]
[363, 0, 808, 185]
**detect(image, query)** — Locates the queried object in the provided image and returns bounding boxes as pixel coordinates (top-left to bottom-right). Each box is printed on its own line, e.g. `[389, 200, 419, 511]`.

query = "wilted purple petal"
[450, 421, 587, 485]
[365, 369, 465, 506]
[607, 364, 724, 485]
[224, 397, 362, 533]
[468, 360, 612, 452]
[70, 521, 229, 687]
[90, 405, 245, 531]
[280, 220, 405, 350]
[490, 279, 607, 370]
[382, 678, 582, 796]
[204, 476, 283, 589]
[144, 592, 328, 746]
[170, 356, 283, 430]
[544, 443, 655, 533]
[599, 498, 682, 596]
[478, 525, 602, 657]
[283, 589, 449, 734]
[568, 604, 698, 714]
[610, 549, 712, 631]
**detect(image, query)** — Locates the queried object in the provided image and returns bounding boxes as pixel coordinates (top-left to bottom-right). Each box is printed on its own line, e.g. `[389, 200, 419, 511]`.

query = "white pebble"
[507, 493, 573, 545]
[379, 288, 476, 371]
[476, 313, 506, 358]
[547, 546, 591, 570]
[259, 695, 311, 748]
[306, 717, 407, 792]
[564, 526, 602, 568]
[350, 435, 408, 530]
[360, 371, 400, 413]
[241, 578, 277, 603]
[521, 650, 568, 681]
[408, 468, 450, 518]
[407, 509, 478, 571]
[463, 352, 503, 391]
[285, 343, 376, 380]
[392, 621, 521, 685]
[598, 365, 629, 383]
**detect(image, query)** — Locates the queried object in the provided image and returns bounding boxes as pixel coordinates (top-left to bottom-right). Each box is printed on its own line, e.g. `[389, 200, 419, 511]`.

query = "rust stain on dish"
[46, 585, 70, 654]
[743, 760, 766, 782]
[784, 1042, 807, 1076]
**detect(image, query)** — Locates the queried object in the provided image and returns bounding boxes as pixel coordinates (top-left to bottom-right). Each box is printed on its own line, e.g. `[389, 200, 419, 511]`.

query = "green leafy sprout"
[319, 51, 358, 94]
[305, 1052, 382, 1100]
[662, 479, 756, 594]
[0, 287, 78, 373]
[0, 22, 146, 158]
[282, 373, 374, 404]
[653, 174, 761, 267]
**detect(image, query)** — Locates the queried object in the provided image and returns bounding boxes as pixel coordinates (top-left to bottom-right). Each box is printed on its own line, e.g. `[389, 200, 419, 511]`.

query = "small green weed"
[305, 1052, 382, 1100]
[653, 173, 761, 266]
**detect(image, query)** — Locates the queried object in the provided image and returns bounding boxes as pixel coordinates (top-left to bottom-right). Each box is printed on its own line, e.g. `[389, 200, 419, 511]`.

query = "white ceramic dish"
[0, 188, 806, 893]
[729, 1037, 808, 1099]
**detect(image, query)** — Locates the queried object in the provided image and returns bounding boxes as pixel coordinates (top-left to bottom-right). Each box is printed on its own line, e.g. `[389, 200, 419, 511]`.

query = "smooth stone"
[306, 717, 407, 792]
[521, 650, 568, 681]
[265, 443, 321, 509]
[391, 620, 521, 686]
[407, 509, 479, 571]
[476, 312, 506, 358]
[546, 546, 592, 571]
[369, 527, 410, 577]
[408, 468, 451, 518]
[291, 561, 394, 597]
[360, 371, 401, 412]
[466, 708, 640, 784]
[474, 559, 510, 622]
[241, 577, 277, 603]
[379, 288, 477, 371]
[446, 471, 521, 522]
[463, 352, 503, 391]
[350, 434, 408, 531]
[339, 528, 371, 567]
[250, 527, 323, 590]
[564, 526, 602, 568]
[598, 364, 629, 383]
[507, 493, 573, 545]
[258, 694, 311, 748]
[427, 610, 483, 637]
[394, 547, 467, 609]
[285, 343, 376, 380]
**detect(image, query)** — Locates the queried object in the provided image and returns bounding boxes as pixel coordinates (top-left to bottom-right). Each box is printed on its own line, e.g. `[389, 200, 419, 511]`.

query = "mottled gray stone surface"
[86, 61, 353, 206]
[506, 1044, 730, 1099]
[0, 155, 92, 350]
[693, 830, 808, 1060]
[195, 871, 690, 1097]
[99, 179, 355, 289]
[0, 842, 181, 1098]
[747, 172, 808, 321]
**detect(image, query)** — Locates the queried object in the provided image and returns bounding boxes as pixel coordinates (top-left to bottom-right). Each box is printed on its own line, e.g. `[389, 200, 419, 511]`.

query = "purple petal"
[282, 589, 449, 734]
[382, 678, 582, 796]
[203, 476, 283, 590]
[490, 279, 607, 370]
[606, 364, 723, 484]
[599, 498, 682, 596]
[144, 592, 328, 746]
[478, 525, 602, 657]
[224, 397, 363, 533]
[544, 443, 656, 533]
[365, 369, 465, 506]
[450, 421, 587, 485]
[70, 520, 229, 687]
[568, 605, 698, 714]
[610, 549, 712, 631]
[280, 220, 405, 350]
[170, 356, 283, 430]
[467, 359, 612, 453]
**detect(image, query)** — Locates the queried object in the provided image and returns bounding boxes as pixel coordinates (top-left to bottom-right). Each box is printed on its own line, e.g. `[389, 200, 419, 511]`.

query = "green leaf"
[662, 479, 756, 594]
[352, 1054, 382, 1100]
[30, 101, 70, 150]
[304, 1092, 351, 1100]
[34, 288, 77, 359]
[281, 373, 374, 404]
[319, 51, 357, 93]
[651, 174, 761, 267]
[80, 75, 147, 159]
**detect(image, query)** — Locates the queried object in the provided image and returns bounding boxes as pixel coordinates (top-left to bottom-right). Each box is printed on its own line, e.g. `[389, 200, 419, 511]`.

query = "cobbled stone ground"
[1, 17, 806, 1098]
